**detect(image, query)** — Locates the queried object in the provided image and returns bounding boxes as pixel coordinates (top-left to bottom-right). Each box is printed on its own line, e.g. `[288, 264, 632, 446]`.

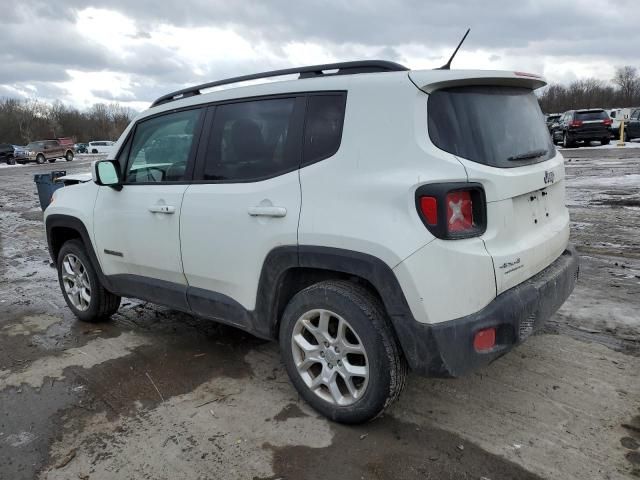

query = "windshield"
[26, 142, 44, 149]
[576, 110, 607, 121]
[428, 86, 554, 168]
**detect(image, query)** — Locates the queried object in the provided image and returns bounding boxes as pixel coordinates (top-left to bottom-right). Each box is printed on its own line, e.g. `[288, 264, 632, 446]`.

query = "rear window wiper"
[508, 149, 548, 161]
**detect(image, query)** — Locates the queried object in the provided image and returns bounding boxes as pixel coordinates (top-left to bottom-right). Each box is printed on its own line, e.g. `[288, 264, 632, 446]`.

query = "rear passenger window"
[203, 98, 298, 181]
[303, 94, 346, 166]
[124, 108, 202, 183]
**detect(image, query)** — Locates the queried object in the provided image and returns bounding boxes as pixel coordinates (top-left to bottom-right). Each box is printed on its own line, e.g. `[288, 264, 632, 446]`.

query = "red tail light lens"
[569, 120, 583, 127]
[419, 196, 438, 225]
[603, 118, 613, 126]
[415, 183, 486, 240]
[446, 191, 474, 232]
[474, 328, 496, 352]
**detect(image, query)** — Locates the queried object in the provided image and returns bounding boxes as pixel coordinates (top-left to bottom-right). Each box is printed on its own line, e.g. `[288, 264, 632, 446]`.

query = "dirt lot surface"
[1, 150, 639, 480]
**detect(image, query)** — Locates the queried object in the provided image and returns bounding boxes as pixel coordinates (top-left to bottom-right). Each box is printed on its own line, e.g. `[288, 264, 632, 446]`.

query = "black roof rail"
[150, 60, 408, 107]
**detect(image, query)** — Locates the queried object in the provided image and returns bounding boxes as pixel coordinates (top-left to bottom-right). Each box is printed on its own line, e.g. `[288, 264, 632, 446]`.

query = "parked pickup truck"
[22, 138, 75, 164]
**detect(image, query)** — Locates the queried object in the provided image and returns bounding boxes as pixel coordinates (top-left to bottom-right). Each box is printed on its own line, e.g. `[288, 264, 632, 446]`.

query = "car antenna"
[437, 28, 471, 70]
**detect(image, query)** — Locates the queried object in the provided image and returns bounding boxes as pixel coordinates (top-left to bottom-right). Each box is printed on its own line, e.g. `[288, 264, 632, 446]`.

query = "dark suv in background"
[545, 113, 561, 133]
[551, 109, 612, 147]
[0, 144, 29, 165]
[625, 108, 640, 141]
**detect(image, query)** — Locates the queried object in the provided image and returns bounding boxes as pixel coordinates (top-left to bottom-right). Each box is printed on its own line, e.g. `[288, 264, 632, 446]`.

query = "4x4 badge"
[544, 170, 555, 184]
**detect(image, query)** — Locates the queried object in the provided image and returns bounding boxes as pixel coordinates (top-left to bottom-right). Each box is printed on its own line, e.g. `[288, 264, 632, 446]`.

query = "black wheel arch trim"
[43, 222, 422, 371]
[45, 214, 116, 292]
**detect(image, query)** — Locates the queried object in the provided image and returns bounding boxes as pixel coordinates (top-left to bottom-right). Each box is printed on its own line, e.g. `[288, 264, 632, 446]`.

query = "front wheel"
[65, 151, 74, 161]
[57, 239, 121, 322]
[279, 280, 407, 424]
[7, 156, 16, 165]
[36, 154, 45, 164]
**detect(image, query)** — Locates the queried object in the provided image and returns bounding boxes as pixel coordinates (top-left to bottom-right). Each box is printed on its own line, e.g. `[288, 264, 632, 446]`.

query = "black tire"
[279, 280, 407, 424]
[65, 150, 74, 161]
[7, 156, 16, 165]
[91, 149, 98, 154]
[601, 138, 610, 145]
[57, 239, 121, 322]
[563, 132, 576, 148]
[624, 131, 630, 142]
[48, 158, 56, 163]
[36, 154, 45, 164]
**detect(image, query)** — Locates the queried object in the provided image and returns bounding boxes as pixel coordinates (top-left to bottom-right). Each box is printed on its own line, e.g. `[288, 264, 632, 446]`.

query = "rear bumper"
[392, 245, 579, 377]
[568, 129, 610, 140]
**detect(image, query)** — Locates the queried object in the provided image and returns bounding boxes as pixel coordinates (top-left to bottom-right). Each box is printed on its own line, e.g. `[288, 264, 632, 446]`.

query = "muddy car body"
[45, 61, 578, 423]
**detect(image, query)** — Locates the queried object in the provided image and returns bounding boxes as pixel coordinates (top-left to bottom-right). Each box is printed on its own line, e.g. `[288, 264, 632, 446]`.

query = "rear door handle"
[247, 206, 287, 217]
[148, 205, 176, 214]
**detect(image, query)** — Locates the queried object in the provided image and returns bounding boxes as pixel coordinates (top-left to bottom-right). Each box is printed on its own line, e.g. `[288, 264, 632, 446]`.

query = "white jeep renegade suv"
[45, 61, 578, 423]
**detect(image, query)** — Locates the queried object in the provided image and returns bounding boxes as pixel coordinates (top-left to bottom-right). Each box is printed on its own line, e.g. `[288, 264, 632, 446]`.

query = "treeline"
[0, 98, 134, 145]
[538, 66, 640, 113]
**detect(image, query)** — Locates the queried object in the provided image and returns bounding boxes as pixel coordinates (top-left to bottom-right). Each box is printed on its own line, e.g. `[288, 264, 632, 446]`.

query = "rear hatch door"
[411, 71, 570, 294]
[574, 109, 610, 136]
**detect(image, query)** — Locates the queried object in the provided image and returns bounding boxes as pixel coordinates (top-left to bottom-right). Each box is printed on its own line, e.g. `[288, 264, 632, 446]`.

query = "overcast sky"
[1, 0, 639, 111]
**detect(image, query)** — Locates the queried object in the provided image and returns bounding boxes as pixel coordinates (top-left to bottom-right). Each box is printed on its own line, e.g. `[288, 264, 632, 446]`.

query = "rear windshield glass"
[428, 86, 554, 168]
[575, 110, 607, 121]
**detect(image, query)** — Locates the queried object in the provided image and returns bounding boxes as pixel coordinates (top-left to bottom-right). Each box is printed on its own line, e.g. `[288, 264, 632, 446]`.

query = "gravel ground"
[0, 151, 639, 480]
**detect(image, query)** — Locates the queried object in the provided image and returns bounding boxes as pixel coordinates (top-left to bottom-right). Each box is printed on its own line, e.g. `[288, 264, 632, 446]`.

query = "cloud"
[0, 0, 639, 110]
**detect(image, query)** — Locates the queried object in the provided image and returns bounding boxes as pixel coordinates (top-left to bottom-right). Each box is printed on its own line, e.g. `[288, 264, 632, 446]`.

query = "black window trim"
[112, 90, 348, 186]
[301, 91, 348, 168]
[116, 105, 206, 186]
[190, 90, 347, 184]
[191, 93, 306, 184]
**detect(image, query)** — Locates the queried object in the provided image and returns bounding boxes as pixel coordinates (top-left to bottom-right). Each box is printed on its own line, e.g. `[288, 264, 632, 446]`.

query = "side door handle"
[149, 205, 176, 214]
[247, 206, 287, 217]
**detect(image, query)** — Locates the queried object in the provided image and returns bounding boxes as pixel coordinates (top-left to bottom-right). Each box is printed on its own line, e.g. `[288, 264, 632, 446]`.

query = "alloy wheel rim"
[61, 254, 91, 311]
[291, 309, 369, 406]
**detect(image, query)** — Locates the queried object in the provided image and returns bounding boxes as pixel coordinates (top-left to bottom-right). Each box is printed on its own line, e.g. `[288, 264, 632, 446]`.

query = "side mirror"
[93, 160, 122, 190]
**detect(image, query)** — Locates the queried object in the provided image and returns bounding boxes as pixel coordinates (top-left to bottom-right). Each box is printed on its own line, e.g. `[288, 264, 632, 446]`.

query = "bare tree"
[0, 98, 134, 145]
[612, 66, 639, 105]
[538, 66, 640, 113]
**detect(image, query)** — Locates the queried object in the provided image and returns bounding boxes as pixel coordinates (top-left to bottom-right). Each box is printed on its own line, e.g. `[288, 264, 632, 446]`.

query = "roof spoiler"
[409, 70, 547, 93]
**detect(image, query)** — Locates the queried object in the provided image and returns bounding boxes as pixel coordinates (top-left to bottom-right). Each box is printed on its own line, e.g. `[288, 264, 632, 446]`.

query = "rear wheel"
[279, 280, 407, 424]
[601, 138, 610, 145]
[36, 154, 45, 164]
[57, 239, 121, 322]
[65, 151, 74, 161]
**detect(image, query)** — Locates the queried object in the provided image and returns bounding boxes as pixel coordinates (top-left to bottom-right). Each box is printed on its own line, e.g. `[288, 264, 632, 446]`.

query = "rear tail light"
[419, 196, 438, 225]
[603, 118, 613, 126]
[415, 183, 486, 239]
[569, 120, 583, 127]
[474, 328, 496, 352]
[446, 191, 473, 232]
